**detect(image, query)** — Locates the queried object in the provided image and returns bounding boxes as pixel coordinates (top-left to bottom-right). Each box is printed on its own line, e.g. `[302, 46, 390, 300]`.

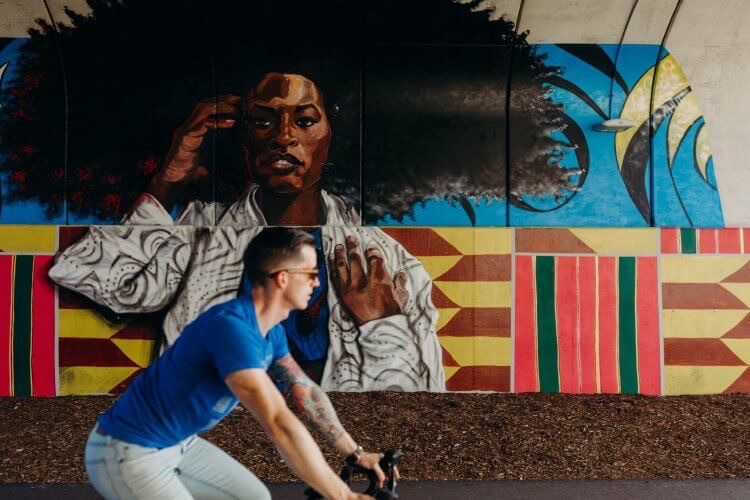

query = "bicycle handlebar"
[304, 449, 402, 499]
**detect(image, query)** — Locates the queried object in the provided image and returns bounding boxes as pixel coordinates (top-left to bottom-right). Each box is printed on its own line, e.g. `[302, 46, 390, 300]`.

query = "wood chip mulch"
[2, 392, 750, 484]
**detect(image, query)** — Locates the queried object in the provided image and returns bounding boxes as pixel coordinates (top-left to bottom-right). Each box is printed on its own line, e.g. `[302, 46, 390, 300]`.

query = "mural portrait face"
[243, 73, 332, 194]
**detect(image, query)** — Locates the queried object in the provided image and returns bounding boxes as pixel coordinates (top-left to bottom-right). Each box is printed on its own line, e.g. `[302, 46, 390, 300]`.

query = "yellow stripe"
[59, 309, 126, 339]
[664, 366, 745, 395]
[439, 336, 511, 366]
[570, 228, 658, 255]
[432, 281, 511, 308]
[59, 366, 139, 395]
[661, 256, 750, 283]
[662, 309, 749, 339]
[0, 226, 56, 253]
[432, 228, 511, 255]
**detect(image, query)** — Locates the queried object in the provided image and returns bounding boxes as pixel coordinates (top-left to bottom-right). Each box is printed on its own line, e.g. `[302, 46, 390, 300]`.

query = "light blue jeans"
[85, 425, 271, 499]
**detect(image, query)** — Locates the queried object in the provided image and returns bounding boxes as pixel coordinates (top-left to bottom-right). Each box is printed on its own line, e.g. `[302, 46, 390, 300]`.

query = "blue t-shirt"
[98, 295, 289, 448]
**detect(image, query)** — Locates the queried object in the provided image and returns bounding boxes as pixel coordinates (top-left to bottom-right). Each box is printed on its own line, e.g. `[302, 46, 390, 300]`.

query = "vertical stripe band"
[618, 257, 638, 394]
[680, 228, 696, 254]
[12, 255, 33, 396]
[536, 256, 559, 392]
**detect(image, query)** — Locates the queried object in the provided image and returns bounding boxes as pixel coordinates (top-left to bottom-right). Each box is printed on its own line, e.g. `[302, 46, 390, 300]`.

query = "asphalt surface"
[2, 480, 750, 499]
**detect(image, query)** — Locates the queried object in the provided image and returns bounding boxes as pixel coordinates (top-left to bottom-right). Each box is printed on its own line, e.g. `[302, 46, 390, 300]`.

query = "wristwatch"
[345, 445, 364, 466]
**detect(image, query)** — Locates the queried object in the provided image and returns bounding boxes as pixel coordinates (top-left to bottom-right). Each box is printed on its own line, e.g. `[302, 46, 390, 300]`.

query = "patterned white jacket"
[49, 186, 445, 391]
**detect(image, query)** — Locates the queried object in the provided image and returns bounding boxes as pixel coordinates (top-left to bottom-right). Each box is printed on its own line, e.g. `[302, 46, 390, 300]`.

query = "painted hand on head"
[160, 94, 243, 183]
[148, 94, 242, 209]
[330, 235, 409, 326]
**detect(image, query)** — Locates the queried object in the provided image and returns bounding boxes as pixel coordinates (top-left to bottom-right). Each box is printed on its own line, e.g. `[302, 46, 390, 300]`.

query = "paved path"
[2, 480, 750, 499]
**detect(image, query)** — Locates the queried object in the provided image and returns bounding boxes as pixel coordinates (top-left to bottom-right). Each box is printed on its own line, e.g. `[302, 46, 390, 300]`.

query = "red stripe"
[438, 308, 511, 337]
[743, 229, 750, 254]
[31, 256, 56, 397]
[446, 366, 510, 392]
[698, 229, 716, 254]
[665, 338, 745, 365]
[514, 256, 537, 392]
[636, 257, 660, 395]
[598, 257, 619, 393]
[555, 257, 579, 393]
[0, 256, 12, 396]
[59, 338, 138, 367]
[718, 229, 741, 254]
[578, 257, 597, 393]
[660, 228, 679, 254]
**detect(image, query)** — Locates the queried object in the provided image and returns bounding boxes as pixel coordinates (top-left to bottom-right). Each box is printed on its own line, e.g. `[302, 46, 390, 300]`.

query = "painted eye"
[253, 119, 272, 129]
[296, 117, 317, 128]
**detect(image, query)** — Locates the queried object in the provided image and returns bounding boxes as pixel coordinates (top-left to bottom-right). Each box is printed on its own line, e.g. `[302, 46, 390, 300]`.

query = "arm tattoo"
[268, 355, 345, 443]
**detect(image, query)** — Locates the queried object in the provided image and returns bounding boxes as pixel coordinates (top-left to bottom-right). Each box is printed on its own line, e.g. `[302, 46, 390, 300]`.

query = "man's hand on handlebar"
[355, 452, 401, 489]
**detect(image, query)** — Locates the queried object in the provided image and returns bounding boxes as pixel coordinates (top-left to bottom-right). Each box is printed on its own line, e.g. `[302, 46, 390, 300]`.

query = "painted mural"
[0, 0, 726, 227]
[514, 229, 661, 395]
[663, 255, 750, 394]
[0, 0, 744, 397]
[5, 224, 750, 396]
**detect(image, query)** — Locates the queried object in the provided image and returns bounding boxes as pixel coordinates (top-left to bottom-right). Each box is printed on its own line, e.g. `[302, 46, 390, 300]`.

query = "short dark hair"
[243, 228, 316, 285]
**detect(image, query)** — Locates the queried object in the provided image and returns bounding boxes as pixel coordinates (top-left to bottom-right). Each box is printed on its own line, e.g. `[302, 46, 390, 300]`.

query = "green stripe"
[680, 228, 696, 254]
[618, 257, 638, 394]
[12, 256, 33, 396]
[535, 256, 559, 393]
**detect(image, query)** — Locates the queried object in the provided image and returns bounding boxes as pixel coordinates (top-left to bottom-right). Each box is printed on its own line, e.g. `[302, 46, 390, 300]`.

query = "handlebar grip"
[304, 449, 403, 499]
[346, 449, 402, 495]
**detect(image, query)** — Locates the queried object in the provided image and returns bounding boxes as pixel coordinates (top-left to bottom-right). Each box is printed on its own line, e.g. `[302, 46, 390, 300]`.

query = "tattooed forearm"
[269, 355, 345, 444]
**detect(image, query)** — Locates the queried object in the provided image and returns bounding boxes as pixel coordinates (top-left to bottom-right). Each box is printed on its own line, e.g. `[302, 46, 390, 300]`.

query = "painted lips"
[262, 153, 303, 175]
[270, 159, 300, 174]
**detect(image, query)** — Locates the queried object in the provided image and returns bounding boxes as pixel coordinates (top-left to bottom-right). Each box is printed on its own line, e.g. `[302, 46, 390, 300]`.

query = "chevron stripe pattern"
[663, 255, 750, 394]
[57, 227, 158, 395]
[382, 228, 512, 391]
[661, 228, 750, 254]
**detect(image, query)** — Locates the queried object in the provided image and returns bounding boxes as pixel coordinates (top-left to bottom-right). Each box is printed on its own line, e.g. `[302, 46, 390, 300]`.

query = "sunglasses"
[269, 268, 320, 281]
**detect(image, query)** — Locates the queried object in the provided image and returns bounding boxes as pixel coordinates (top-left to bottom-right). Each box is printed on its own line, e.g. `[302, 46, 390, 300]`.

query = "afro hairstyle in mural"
[0, 0, 583, 223]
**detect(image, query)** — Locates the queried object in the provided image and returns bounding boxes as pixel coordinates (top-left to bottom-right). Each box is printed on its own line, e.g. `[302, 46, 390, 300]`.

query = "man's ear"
[274, 271, 289, 289]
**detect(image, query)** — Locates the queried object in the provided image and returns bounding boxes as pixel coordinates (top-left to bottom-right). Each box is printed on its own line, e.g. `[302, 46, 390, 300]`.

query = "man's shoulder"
[201, 295, 252, 322]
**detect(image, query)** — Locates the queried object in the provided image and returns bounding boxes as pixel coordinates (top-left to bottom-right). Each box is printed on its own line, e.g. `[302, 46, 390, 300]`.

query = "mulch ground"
[1, 392, 749, 483]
